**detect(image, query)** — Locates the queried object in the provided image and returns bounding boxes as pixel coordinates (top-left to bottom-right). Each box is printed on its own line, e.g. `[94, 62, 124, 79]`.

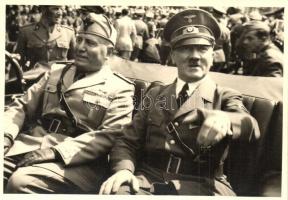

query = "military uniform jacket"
[15, 21, 76, 67]
[243, 43, 283, 77]
[4, 64, 134, 191]
[110, 76, 260, 195]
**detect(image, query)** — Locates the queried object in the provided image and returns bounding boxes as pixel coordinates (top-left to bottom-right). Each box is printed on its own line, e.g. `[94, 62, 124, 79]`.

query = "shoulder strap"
[56, 64, 93, 132]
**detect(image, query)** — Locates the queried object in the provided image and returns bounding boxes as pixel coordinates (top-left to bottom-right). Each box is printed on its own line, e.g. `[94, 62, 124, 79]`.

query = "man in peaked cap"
[100, 9, 259, 195]
[4, 13, 134, 193]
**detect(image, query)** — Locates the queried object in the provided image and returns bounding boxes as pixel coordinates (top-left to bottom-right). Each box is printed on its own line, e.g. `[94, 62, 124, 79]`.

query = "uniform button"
[49, 49, 53, 52]
[169, 139, 175, 145]
[62, 128, 67, 132]
[174, 122, 179, 127]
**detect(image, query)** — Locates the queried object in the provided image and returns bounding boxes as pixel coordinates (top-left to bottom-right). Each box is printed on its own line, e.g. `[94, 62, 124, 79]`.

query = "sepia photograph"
[2, 0, 286, 199]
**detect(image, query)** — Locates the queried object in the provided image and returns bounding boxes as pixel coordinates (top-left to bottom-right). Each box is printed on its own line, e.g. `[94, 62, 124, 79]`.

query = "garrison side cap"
[78, 13, 117, 47]
[242, 20, 270, 34]
[163, 8, 221, 48]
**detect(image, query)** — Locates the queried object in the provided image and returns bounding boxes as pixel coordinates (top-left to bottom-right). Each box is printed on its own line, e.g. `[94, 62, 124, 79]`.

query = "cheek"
[171, 51, 184, 64]
[87, 47, 107, 63]
[87, 48, 101, 60]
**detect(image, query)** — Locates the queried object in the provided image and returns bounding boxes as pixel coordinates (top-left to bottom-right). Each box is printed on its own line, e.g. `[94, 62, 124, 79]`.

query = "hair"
[121, 9, 129, 16]
[255, 29, 270, 41]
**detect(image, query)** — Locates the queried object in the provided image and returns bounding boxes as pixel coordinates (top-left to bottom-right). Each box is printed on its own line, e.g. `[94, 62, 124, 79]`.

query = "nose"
[55, 8, 62, 16]
[76, 39, 86, 52]
[188, 48, 201, 61]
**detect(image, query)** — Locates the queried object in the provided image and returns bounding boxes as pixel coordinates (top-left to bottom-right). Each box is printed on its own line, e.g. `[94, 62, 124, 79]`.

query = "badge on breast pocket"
[83, 90, 112, 109]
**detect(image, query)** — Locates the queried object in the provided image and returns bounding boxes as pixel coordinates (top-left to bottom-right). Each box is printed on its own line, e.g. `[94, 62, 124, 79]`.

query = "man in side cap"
[4, 13, 135, 193]
[99, 9, 259, 195]
[15, 5, 76, 70]
[238, 20, 283, 77]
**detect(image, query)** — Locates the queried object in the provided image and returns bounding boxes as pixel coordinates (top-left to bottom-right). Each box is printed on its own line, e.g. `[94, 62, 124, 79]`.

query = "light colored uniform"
[4, 63, 135, 192]
[114, 16, 137, 58]
[15, 21, 76, 68]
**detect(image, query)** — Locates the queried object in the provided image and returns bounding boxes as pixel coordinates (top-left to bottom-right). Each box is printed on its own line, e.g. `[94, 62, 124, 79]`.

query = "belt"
[39, 116, 85, 137]
[144, 153, 223, 178]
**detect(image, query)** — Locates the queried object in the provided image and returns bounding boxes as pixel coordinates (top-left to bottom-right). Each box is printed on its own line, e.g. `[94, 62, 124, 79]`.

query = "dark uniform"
[240, 21, 283, 77]
[104, 9, 260, 196]
[242, 42, 283, 77]
[15, 21, 76, 69]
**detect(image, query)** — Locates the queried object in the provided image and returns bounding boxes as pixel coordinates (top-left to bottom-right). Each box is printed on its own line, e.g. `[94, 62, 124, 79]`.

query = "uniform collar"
[65, 65, 113, 92]
[173, 75, 216, 119]
[197, 75, 216, 103]
[175, 77, 202, 98]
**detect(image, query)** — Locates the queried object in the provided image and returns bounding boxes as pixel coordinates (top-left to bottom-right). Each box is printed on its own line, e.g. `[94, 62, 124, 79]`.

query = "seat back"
[225, 96, 279, 195]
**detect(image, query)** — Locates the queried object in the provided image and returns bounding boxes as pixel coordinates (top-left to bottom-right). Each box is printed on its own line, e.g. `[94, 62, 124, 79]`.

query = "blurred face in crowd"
[31, 12, 42, 23]
[241, 30, 264, 53]
[171, 44, 214, 82]
[43, 6, 63, 25]
[75, 33, 109, 73]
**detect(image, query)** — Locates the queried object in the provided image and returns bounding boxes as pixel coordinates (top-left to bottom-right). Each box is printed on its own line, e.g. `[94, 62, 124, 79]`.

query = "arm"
[181, 87, 260, 146]
[261, 62, 283, 77]
[130, 23, 137, 47]
[100, 86, 160, 195]
[4, 72, 49, 140]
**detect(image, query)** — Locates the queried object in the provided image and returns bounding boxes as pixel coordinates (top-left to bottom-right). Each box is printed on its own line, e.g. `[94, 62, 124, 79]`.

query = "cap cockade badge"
[183, 26, 199, 34]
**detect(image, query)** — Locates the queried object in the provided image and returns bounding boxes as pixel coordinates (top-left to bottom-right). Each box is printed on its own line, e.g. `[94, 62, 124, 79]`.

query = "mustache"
[188, 59, 200, 66]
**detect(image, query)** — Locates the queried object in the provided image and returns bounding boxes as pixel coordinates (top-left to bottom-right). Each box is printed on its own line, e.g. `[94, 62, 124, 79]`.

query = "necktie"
[177, 83, 189, 107]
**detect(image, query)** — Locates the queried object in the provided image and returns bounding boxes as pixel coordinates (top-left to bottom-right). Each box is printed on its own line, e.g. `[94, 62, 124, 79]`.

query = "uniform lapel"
[33, 23, 48, 43]
[174, 76, 216, 119]
[66, 66, 111, 92]
[158, 80, 178, 117]
[61, 65, 76, 92]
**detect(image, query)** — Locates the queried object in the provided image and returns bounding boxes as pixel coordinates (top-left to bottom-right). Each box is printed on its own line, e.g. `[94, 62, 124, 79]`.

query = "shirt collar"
[176, 77, 204, 98]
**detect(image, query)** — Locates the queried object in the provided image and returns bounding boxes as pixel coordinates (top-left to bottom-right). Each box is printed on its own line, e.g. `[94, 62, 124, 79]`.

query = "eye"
[197, 45, 210, 52]
[86, 39, 98, 47]
[76, 37, 83, 44]
[175, 46, 190, 52]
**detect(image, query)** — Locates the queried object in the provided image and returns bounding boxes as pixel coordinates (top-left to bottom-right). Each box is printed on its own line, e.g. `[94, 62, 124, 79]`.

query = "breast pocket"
[145, 115, 163, 143]
[42, 83, 58, 112]
[56, 40, 69, 49]
[27, 39, 45, 48]
[56, 40, 69, 59]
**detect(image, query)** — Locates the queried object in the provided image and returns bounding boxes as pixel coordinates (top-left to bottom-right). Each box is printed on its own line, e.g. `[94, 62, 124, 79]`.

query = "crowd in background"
[5, 5, 284, 77]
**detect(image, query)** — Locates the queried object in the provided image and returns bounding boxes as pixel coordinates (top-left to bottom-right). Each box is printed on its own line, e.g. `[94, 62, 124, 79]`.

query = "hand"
[197, 110, 231, 147]
[99, 169, 139, 195]
[4, 136, 13, 155]
[17, 148, 57, 168]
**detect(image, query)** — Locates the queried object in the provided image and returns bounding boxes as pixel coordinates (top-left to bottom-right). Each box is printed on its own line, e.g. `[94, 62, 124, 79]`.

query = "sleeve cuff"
[112, 159, 135, 173]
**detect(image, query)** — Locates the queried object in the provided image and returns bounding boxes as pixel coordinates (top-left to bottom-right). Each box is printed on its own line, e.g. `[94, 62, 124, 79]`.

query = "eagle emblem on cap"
[183, 15, 196, 23]
[83, 16, 94, 31]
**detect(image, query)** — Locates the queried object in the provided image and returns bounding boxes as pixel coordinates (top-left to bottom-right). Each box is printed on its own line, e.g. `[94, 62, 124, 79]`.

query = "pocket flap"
[45, 83, 57, 93]
[56, 40, 69, 48]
